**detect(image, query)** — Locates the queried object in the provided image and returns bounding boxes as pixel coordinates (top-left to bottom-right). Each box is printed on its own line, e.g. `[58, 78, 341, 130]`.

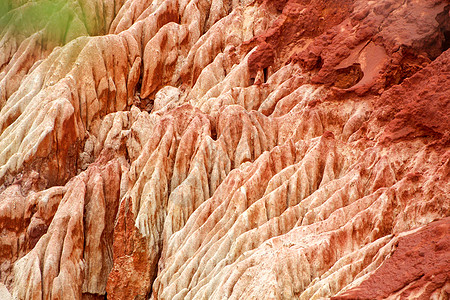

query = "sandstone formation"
[0, 0, 449, 299]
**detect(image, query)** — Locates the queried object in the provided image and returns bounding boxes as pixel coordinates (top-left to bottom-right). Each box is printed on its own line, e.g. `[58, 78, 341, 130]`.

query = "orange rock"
[0, 0, 449, 299]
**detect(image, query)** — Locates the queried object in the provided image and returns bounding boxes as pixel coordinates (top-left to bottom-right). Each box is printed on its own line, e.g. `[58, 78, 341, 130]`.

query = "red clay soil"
[332, 217, 450, 300]
[375, 49, 450, 144]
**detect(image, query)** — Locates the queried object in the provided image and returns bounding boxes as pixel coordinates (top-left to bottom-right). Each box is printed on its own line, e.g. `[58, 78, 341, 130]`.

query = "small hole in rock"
[315, 56, 323, 70]
[263, 67, 268, 83]
[333, 63, 364, 89]
[210, 123, 218, 141]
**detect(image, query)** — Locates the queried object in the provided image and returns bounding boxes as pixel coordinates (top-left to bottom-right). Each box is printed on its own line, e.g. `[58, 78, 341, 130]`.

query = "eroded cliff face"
[0, 0, 449, 299]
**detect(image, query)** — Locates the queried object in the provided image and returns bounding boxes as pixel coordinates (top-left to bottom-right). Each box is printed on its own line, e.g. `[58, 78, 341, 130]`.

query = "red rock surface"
[0, 0, 449, 299]
[332, 217, 450, 300]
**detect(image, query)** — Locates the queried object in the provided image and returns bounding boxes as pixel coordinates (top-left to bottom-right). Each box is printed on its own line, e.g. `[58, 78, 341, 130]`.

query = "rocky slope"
[0, 0, 449, 299]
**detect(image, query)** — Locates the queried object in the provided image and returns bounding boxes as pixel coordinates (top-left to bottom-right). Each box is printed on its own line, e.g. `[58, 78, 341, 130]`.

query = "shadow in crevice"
[382, 5, 450, 88]
[436, 5, 450, 54]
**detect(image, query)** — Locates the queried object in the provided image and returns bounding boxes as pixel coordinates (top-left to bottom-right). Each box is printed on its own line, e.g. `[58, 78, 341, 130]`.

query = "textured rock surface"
[0, 0, 449, 299]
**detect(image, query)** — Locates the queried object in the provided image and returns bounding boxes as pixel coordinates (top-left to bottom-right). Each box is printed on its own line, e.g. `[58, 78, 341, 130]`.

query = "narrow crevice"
[210, 122, 218, 141]
[263, 67, 268, 83]
[436, 5, 450, 54]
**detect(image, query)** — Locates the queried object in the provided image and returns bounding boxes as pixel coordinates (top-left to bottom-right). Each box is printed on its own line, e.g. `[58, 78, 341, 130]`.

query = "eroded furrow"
[0, 0, 449, 299]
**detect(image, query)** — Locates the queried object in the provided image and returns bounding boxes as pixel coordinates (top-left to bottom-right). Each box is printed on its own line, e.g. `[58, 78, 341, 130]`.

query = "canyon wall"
[0, 0, 449, 299]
